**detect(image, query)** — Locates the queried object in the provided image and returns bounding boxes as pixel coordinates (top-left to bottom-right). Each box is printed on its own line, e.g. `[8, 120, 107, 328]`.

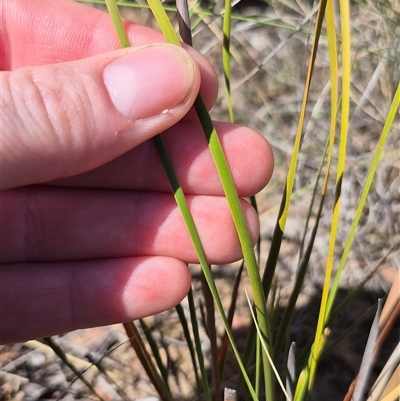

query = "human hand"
[0, 0, 274, 343]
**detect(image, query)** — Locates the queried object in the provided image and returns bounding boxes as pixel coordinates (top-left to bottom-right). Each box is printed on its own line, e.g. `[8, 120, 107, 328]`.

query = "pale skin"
[0, 0, 274, 344]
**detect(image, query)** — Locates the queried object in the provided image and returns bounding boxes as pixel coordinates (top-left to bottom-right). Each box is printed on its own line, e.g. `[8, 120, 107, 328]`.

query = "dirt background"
[1, 0, 399, 400]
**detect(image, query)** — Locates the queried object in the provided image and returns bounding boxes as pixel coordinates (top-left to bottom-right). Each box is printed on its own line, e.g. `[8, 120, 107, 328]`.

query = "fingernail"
[103, 45, 196, 120]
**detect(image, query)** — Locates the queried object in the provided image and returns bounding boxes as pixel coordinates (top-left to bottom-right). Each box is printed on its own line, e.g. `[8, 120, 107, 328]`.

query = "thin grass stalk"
[294, 294, 386, 382]
[222, 0, 234, 123]
[176, 0, 192, 46]
[218, 262, 244, 379]
[103, 0, 130, 48]
[369, 309, 400, 399]
[245, 291, 292, 401]
[293, 366, 310, 401]
[235, 322, 256, 395]
[152, 135, 257, 398]
[177, 4, 218, 397]
[325, 83, 400, 321]
[255, 328, 262, 399]
[297, 138, 329, 264]
[321, 302, 379, 360]
[379, 269, 400, 330]
[123, 322, 173, 401]
[261, 0, 328, 297]
[384, 387, 400, 401]
[293, 249, 395, 370]
[304, 0, 351, 392]
[154, 124, 223, 390]
[237, 279, 276, 395]
[187, 288, 212, 401]
[352, 300, 382, 401]
[286, 342, 296, 401]
[249, 195, 261, 265]
[327, 246, 396, 325]
[248, 0, 328, 389]
[43, 337, 105, 401]
[139, 319, 170, 391]
[273, 139, 330, 358]
[143, 0, 274, 397]
[200, 271, 221, 401]
[193, 95, 274, 401]
[312, 80, 398, 332]
[367, 343, 400, 401]
[295, 328, 330, 401]
[199, 298, 208, 337]
[27, 339, 104, 374]
[295, 256, 391, 376]
[175, 301, 204, 399]
[272, 189, 325, 360]
[274, 0, 339, 365]
[189, 0, 212, 31]
[361, 281, 400, 399]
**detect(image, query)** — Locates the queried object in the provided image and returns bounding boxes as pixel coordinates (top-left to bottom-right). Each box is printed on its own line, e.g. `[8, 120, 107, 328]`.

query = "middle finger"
[2, 186, 259, 264]
[51, 121, 273, 196]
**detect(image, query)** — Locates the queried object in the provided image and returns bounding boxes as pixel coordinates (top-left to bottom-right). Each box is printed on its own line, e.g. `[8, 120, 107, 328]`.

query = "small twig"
[43, 337, 105, 401]
[176, 0, 192, 46]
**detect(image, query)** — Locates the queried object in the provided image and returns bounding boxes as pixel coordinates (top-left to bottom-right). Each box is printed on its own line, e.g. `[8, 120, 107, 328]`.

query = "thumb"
[1, 44, 200, 190]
